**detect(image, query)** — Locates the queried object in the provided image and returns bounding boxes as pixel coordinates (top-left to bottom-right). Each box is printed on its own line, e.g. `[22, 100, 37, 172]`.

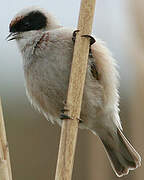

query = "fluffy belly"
[23, 58, 104, 127]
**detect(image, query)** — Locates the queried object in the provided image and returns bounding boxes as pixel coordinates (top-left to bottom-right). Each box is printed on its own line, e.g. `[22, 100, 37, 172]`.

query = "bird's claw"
[72, 30, 96, 46]
[72, 30, 80, 43]
[81, 34, 96, 46]
[60, 113, 72, 120]
[60, 114, 83, 123]
[60, 109, 83, 123]
[72, 30, 96, 58]
[81, 34, 96, 58]
[77, 118, 83, 123]
[61, 108, 69, 114]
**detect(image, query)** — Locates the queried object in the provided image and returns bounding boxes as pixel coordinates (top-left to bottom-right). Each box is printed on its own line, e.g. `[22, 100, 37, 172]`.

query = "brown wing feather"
[89, 59, 99, 80]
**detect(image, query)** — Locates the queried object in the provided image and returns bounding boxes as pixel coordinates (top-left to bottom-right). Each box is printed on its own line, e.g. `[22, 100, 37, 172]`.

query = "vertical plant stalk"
[0, 98, 13, 180]
[55, 0, 96, 179]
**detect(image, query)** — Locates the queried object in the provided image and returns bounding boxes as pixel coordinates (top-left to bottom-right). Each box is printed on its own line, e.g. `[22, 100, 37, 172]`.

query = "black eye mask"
[10, 11, 47, 33]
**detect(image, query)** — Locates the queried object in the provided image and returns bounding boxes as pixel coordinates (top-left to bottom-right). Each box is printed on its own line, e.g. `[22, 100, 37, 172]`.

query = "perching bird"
[7, 6, 141, 177]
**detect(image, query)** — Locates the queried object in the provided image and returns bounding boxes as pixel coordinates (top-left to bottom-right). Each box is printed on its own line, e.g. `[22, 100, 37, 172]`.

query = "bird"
[7, 6, 141, 177]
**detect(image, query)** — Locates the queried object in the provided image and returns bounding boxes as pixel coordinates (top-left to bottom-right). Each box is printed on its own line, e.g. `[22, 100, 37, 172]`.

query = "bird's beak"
[6, 32, 19, 41]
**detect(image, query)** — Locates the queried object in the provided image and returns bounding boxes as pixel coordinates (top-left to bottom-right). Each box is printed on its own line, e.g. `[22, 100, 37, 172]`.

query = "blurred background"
[0, 0, 144, 179]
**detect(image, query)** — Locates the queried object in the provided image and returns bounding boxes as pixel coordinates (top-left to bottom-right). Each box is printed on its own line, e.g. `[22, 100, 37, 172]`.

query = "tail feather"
[100, 128, 141, 177]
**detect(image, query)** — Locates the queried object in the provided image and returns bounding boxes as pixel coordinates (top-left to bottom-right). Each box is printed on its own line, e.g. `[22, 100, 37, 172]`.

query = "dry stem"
[0, 98, 12, 180]
[55, 0, 96, 179]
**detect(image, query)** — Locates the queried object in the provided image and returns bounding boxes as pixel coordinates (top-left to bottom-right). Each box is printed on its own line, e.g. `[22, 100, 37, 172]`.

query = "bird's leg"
[61, 100, 69, 113]
[60, 101, 72, 120]
[81, 34, 96, 46]
[60, 107, 71, 119]
[61, 108, 69, 114]
[60, 109, 83, 122]
[72, 30, 80, 43]
[81, 34, 96, 58]
[77, 118, 83, 123]
[72, 30, 96, 58]
[60, 100, 83, 122]
[60, 113, 83, 123]
[60, 113, 72, 120]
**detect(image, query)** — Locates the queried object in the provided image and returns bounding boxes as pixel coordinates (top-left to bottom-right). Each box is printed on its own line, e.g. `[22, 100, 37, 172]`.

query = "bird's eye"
[23, 21, 30, 27]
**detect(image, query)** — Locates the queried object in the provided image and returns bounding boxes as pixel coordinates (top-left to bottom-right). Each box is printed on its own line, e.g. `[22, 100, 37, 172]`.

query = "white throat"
[16, 31, 42, 51]
[16, 31, 43, 67]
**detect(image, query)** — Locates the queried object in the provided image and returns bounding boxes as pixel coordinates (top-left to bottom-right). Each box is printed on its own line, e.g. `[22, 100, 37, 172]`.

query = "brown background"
[1, 0, 144, 179]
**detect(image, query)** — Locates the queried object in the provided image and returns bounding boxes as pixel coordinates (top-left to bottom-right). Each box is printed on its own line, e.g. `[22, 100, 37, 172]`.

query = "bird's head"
[7, 6, 60, 41]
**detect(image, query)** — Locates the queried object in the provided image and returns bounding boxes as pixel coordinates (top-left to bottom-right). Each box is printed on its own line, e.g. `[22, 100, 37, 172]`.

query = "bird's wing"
[91, 40, 121, 129]
[34, 28, 121, 129]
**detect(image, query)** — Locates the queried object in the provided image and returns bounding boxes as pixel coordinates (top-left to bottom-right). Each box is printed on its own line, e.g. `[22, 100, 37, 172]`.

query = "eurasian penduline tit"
[7, 6, 141, 177]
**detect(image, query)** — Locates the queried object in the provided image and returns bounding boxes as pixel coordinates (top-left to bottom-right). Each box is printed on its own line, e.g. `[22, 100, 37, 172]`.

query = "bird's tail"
[98, 127, 141, 177]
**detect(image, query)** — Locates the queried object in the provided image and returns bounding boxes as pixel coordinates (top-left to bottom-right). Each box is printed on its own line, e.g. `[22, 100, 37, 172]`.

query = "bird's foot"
[81, 34, 96, 58]
[72, 30, 80, 43]
[60, 114, 83, 123]
[61, 100, 83, 122]
[61, 107, 69, 114]
[62, 100, 66, 106]
[72, 30, 96, 58]
[60, 113, 72, 120]
[81, 34, 96, 46]
[77, 118, 83, 123]
[60, 109, 83, 123]
[72, 30, 96, 46]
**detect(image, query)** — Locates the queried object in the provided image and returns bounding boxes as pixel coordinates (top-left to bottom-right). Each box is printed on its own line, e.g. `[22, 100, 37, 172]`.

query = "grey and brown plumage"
[7, 6, 141, 177]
